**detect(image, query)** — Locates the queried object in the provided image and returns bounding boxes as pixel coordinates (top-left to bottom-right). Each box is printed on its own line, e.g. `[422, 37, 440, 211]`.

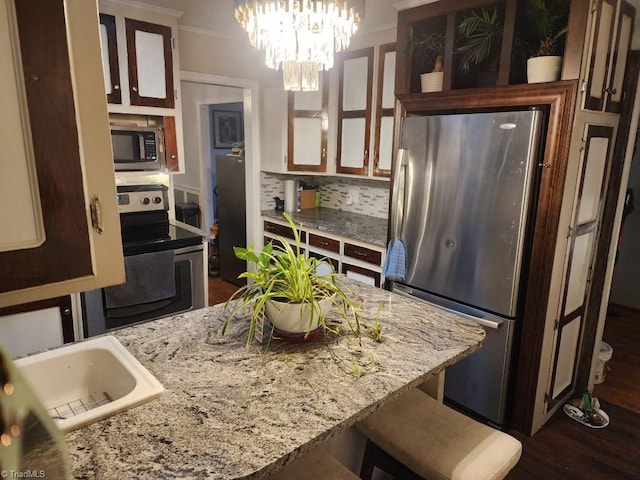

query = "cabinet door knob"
[63, 309, 71, 316]
[114, 85, 120, 90]
[171, 154, 176, 159]
[605, 87, 617, 95]
[132, 86, 138, 92]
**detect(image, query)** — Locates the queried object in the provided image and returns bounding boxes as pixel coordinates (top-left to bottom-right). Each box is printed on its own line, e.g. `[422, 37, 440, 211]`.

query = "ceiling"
[127, 0, 402, 38]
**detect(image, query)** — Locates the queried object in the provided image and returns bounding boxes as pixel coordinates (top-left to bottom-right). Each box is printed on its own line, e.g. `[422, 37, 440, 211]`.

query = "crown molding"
[178, 25, 235, 41]
[99, 0, 183, 18]
[392, 0, 440, 11]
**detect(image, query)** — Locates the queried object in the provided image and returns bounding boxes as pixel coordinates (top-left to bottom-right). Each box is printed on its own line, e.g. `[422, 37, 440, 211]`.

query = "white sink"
[15, 336, 164, 432]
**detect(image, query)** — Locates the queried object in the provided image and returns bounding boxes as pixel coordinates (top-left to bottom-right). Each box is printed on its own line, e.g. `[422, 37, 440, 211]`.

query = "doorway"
[209, 101, 244, 222]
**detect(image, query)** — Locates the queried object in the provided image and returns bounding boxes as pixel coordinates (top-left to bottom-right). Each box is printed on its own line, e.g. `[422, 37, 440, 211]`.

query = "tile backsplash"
[261, 172, 389, 219]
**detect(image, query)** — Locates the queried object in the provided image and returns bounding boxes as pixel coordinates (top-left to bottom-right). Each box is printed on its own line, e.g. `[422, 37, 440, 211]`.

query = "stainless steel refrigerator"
[389, 109, 544, 425]
[216, 155, 247, 286]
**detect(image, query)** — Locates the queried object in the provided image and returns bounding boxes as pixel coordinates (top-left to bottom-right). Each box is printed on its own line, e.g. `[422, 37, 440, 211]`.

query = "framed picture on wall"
[212, 109, 243, 149]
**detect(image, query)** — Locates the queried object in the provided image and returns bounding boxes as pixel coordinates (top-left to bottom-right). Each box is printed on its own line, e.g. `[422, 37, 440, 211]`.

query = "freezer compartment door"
[444, 318, 515, 426]
[398, 111, 542, 317]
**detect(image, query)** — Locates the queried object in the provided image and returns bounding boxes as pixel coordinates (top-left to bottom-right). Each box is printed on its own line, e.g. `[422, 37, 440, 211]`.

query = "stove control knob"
[141, 197, 150, 205]
[153, 196, 162, 204]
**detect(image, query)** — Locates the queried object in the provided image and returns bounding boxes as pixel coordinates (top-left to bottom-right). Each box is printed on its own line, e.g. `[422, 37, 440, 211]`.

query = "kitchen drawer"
[264, 221, 306, 242]
[309, 233, 340, 254]
[344, 243, 382, 266]
[309, 251, 339, 273]
[265, 237, 305, 256]
[341, 263, 381, 288]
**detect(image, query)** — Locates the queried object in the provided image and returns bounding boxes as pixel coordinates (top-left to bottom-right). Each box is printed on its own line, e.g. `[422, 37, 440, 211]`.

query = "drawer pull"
[354, 251, 367, 257]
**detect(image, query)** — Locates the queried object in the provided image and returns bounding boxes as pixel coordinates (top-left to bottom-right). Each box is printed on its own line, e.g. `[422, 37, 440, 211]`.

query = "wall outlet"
[348, 188, 359, 204]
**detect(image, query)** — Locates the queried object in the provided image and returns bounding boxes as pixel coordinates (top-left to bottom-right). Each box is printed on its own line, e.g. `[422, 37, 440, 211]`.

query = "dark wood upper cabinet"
[395, 0, 517, 95]
[125, 19, 175, 108]
[1, 0, 124, 307]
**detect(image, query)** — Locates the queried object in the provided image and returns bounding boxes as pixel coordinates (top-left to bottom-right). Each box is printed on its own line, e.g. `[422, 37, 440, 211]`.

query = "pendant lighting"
[234, 0, 365, 91]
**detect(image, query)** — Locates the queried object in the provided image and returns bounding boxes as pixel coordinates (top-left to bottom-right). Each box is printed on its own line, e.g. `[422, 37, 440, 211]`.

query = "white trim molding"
[99, 0, 183, 18]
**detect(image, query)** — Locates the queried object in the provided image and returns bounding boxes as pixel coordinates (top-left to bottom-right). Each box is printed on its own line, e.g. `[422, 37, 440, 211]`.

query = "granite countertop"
[262, 208, 388, 247]
[67, 279, 484, 479]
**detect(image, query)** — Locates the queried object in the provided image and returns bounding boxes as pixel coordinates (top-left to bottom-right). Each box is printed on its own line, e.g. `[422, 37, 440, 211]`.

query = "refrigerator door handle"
[391, 282, 504, 329]
[390, 149, 409, 240]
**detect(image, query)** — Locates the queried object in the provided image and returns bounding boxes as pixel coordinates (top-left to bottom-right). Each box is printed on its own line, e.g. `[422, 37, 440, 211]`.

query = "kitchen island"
[68, 279, 484, 479]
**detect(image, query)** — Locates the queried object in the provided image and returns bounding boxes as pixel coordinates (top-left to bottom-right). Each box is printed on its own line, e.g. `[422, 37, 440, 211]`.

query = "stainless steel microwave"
[110, 125, 166, 171]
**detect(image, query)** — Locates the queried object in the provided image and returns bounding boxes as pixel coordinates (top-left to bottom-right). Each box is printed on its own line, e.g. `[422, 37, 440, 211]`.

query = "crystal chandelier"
[234, 0, 365, 91]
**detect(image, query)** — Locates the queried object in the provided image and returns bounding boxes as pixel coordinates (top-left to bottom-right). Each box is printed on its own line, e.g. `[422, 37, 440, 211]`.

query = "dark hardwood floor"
[208, 275, 240, 306]
[206, 277, 640, 478]
[506, 304, 640, 479]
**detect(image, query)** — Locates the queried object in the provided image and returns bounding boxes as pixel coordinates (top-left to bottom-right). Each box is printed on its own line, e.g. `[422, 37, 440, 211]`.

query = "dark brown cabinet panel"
[395, 0, 517, 96]
[309, 234, 340, 254]
[1, 0, 123, 307]
[164, 116, 179, 172]
[264, 221, 307, 243]
[1, 0, 93, 294]
[343, 243, 382, 266]
[341, 263, 381, 287]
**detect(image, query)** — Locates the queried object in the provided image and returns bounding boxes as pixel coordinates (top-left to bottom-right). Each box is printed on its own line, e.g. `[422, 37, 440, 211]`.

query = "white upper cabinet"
[373, 43, 396, 177]
[98, 0, 181, 113]
[336, 43, 396, 177]
[260, 42, 396, 178]
[584, 0, 635, 113]
[337, 47, 373, 175]
[288, 73, 330, 172]
[98, 1, 185, 173]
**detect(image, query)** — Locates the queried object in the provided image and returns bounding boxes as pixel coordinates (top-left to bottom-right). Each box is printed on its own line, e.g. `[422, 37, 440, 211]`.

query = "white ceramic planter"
[527, 56, 562, 83]
[265, 297, 333, 334]
[420, 71, 443, 93]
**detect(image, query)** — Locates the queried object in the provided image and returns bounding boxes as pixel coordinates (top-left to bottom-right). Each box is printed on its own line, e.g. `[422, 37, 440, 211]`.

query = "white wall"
[175, 81, 243, 228]
[609, 141, 640, 308]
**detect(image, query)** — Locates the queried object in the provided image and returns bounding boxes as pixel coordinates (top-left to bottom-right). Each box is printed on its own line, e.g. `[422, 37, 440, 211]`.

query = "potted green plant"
[405, 25, 446, 92]
[222, 212, 363, 346]
[456, 7, 504, 86]
[525, 0, 569, 83]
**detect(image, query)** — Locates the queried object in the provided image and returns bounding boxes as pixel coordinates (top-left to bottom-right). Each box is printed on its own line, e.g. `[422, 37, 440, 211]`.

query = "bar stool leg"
[359, 439, 376, 480]
[360, 439, 423, 480]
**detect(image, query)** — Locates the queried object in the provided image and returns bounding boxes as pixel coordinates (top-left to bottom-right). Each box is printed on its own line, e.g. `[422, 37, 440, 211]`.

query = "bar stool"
[267, 447, 359, 480]
[357, 388, 522, 480]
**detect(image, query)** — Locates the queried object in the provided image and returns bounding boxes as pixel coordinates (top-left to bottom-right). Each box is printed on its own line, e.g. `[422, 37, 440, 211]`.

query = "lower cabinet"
[0, 296, 75, 358]
[263, 220, 384, 286]
[341, 263, 381, 287]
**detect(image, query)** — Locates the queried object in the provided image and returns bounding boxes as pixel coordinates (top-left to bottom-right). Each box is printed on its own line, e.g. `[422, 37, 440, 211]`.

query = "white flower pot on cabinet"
[527, 56, 563, 83]
[420, 71, 443, 93]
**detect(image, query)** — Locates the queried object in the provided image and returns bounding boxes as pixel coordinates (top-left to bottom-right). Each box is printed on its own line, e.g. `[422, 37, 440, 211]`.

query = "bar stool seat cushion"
[357, 388, 522, 480]
[267, 447, 359, 480]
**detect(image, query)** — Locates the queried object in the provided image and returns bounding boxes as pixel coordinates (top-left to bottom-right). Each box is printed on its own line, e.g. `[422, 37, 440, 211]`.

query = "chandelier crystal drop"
[234, 0, 365, 91]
